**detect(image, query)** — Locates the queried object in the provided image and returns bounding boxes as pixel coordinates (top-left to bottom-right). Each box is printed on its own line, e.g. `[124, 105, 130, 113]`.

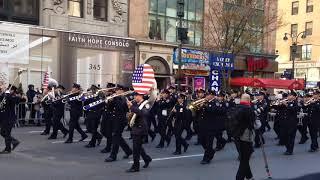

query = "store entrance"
[155, 77, 169, 90]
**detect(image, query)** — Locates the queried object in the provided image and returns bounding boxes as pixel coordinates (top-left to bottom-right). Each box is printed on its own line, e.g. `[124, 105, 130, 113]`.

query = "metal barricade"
[15, 102, 43, 127]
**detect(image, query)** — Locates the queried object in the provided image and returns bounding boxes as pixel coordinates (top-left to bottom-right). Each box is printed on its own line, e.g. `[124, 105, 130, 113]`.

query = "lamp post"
[283, 31, 306, 79]
[177, 0, 185, 91]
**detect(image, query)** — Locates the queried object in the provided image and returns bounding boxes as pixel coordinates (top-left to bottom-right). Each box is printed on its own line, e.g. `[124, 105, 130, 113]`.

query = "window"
[302, 45, 312, 60]
[12, 0, 37, 17]
[306, 0, 313, 13]
[290, 45, 312, 61]
[305, 21, 313, 36]
[68, 0, 83, 17]
[291, 24, 298, 37]
[148, 0, 204, 46]
[292, 1, 299, 15]
[94, 0, 107, 21]
[0, 0, 4, 8]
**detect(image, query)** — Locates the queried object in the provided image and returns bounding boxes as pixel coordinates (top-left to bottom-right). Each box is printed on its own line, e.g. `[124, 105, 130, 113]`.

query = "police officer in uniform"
[307, 91, 320, 152]
[282, 91, 299, 155]
[40, 87, 53, 135]
[126, 92, 152, 173]
[172, 94, 189, 155]
[297, 94, 309, 144]
[105, 85, 133, 162]
[100, 86, 115, 153]
[0, 85, 20, 153]
[48, 85, 69, 140]
[194, 89, 206, 145]
[65, 83, 88, 143]
[156, 90, 173, 148]
[84, 85, 103, 148]
[253, 92, 268, 148]
[214, 92, 228, 151]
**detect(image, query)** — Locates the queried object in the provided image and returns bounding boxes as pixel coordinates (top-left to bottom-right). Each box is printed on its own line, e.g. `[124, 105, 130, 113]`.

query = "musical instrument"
[79, 88, 116, 102]
[0, 69, 25, 111]
[251, 99, 259, 104]
[60, 90, 81, 103]
[83, 91, 134, 111]
[188, 98, 207, 114]
[304, 98, 315, 106]
[270, 99, 288, 106]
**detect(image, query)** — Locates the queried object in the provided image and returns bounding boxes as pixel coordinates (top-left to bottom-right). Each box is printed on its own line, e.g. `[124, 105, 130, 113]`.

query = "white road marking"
[128, 154, 204, 163]
[28, 131, 44, 134]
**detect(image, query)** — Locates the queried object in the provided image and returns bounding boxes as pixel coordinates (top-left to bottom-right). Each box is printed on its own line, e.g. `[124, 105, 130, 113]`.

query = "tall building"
[0, 0, 134, 90]
[129, 0, 278, 90]
[276, 0, 319, 88]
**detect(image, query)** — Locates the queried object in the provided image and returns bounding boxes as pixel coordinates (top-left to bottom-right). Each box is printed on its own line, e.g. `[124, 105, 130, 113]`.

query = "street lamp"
[283, 31, 306, 79]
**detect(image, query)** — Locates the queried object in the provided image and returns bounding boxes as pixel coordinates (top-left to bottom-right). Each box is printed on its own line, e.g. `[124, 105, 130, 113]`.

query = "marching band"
[0, 78, 320, 174]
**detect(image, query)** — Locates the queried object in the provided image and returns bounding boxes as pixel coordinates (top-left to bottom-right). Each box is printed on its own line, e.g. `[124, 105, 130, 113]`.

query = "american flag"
[42, 71, 50, 89]
[132, 64, 155, 95]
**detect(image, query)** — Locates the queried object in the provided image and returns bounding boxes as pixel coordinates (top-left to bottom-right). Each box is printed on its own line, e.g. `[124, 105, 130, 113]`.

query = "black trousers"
[174, 127, 188, 153]
[236, 140, 253, 180]
[0, 122, 19, 151]
[87, 112, 102, 146]
[68, 112, 86, 140]
[100, 113, 113, 150]
[308, 123, 319, 150]
[199, 133, 215, 161]
[51, 112, 68, 137]
[110, 123, 132, 159]
[43, 114, 52, 134]
[282, 127, 297, 153]
[132, 135, 151, 168]
[273, 119, 281, 139]
[158, 116, 167, 145]
[297, 118, 308, 141]
[254, 128, 265, 146]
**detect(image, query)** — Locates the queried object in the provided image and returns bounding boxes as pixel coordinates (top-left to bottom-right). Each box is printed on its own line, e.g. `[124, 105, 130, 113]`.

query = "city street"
[1, 126, 320, 180]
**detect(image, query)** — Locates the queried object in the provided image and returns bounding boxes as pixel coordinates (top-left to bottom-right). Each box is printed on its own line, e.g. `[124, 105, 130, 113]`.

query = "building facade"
[130, 0, 278, 91]
[276, 0, 319, 88]
[0, 0, 133, 91]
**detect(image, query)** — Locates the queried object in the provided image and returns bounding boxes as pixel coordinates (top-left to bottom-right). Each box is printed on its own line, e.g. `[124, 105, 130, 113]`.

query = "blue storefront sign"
[173, 48, 210, 71]
[209, 53, 234, 92]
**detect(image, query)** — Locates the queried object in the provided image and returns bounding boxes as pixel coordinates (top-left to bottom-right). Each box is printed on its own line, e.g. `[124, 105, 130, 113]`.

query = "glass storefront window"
[12, 0, 37, 17]
[148, 0, 204, 46]
[166, 0, 177, 17]
[158, 0, 166, 15]
[0, 0, 4, 8]
[166, 18, 177, 42]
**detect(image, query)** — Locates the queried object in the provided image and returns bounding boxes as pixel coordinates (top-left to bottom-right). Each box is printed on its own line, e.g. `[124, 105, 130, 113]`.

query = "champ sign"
[209, 53, 234, 92]
[0, 24, 29, 64]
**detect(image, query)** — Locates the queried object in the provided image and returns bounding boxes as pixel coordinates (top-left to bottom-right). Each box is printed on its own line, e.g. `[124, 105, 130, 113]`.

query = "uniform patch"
[145, 104, 150, 109]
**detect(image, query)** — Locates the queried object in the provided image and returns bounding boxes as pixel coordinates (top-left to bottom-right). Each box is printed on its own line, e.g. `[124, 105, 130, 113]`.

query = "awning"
[230, 78, 305, 90]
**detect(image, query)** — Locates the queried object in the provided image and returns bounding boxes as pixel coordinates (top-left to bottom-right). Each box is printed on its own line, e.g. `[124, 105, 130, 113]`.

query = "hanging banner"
[0, 24, 29, 64]
[173, 48, 210, 71]
[209, 69, 222, 92]
[194, 77, 206, 91]
[209, 53, 234, 70]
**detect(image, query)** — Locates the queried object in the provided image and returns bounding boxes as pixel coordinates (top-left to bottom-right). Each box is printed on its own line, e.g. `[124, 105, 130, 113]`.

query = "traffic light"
[178, 27, 188, 43]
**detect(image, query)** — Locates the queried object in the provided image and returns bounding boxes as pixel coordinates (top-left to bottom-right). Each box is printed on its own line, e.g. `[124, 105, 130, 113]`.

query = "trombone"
[83, 91, 134, 111]
[304, 98, 315, 106]
[79, 87, 116, 102]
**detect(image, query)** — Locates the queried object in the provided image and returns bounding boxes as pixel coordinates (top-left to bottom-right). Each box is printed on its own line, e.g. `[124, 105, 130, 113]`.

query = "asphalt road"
[1, 126, 320, 180]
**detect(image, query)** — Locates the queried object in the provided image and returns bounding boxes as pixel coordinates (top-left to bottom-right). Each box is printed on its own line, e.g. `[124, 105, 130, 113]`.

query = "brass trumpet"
[188, 98, 208, 113]
[270, 99, 288, 106]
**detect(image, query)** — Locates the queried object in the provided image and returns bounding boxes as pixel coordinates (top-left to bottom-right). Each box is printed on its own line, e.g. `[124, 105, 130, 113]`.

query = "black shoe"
[299, 137, 309, 144]
[284, 151, 293, 155]
[64, 139, 73, 144]
[12, 141, 20, 151]
[85, 144, 95, 148]
[48, 136, 57, 140]
[227, 138, 233, 143]
[79, 135, 88, 142]
[184, 144, 189, 153]
[40, 132, 49, 135]
[126, 167, 139, 173]
[156, 144, 164, 148]
[200, 160, 210, 164]
[0, 149, 11, 154]
[194, 142, 200, 146]
[63, 132, 68, 138]
[143, 158, 152, 168]
[97, 138, 102, 146]
[100, 148, 111, 153]
[308, 149, 317, 153]
[37, 123, 41, 127]
[105, 157, 116, 162]
[254, 144, 261, 148]
[123, 152, 132, 159]
[185, 135, 192, 141]
[173, 151, 181, 155]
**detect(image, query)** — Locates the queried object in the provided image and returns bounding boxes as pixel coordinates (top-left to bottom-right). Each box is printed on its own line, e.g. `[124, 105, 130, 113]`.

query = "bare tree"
[203, 0, 284, 90]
